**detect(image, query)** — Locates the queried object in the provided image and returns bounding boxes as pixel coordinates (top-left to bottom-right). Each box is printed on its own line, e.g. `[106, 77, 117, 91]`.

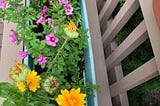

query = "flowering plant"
[0, 0, 98, 105]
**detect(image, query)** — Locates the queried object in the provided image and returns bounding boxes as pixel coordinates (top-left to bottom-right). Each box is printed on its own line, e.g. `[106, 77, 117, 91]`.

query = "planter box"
[24, 0, 98, 106]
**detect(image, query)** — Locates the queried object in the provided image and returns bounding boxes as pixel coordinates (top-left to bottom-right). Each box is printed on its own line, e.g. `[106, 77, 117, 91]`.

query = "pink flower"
[49, 1, 53, 6]
[40, 11, 46, 17]
[16, 6, 20, 11]
[48, 18, 53, 24]
[45, 33, 58, 47]
[19, 51, 28, 59]
[37, 56, 47, 65]
[0, 1, 6, 10]
[64, 4, 73, 15]
[10, 29, 18, 43]
[43, 5, 48, 12]
[36, 16, 46, 24]
[59, 0, 68, 5]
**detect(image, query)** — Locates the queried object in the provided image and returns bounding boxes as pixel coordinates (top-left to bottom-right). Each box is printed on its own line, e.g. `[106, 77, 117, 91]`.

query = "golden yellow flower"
[56, 88, 86, 106]
[67, 20, 78, 32]
[26, 70, 41, 92]
[17, 82, 26, 92]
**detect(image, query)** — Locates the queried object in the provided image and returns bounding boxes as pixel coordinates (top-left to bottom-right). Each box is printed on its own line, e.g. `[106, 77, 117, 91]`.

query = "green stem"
[47, 38, 69, 72]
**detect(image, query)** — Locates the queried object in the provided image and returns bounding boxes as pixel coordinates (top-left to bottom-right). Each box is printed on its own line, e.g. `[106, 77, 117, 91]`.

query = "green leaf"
[0, 82, 23, 105]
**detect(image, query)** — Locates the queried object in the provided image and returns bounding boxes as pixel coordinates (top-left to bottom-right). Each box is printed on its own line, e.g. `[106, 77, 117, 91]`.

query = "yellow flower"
[17, 82, 26, 92]
[26, 70, 41, 92]
[67, 20, 77, 32]
[56, 88, 86, 106]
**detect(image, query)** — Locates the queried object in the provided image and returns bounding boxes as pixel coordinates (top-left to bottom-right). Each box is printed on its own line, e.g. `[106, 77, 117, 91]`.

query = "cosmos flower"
[45, 33, 58, 47]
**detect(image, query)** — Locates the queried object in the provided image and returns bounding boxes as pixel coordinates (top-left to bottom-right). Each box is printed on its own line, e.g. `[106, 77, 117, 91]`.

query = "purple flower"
[19, 51, 28, 59]
[64, 4, 73, 15]
[45, 33, 58, 47]
[0, 1, 6, 10]
[10, 29, 18, 43]
[43, 5, 48, 12]
[16, 6, 20, 11]
[40, 11, 46, 17]
[36, 17, 46, 24]
[37, 56, 47, 65]
[49, 1, 53, 6]
[59, 0, 68, 5]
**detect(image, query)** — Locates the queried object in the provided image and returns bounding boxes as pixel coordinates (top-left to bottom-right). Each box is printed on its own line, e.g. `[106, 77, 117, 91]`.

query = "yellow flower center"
[67, 20, 77, 32]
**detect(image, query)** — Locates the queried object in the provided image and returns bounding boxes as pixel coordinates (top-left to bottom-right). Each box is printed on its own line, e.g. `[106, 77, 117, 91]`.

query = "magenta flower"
[19, 51, 28, 59]
[37, 56, 47, 65]
[36, 17, 46, 24]
[16, 6, 20, 11]
[10, 29, 18, 43]
[64, 4, 73, 15]
[0, 1, 6, 10]
[43, 5, 48, 12]
[59, 0, 68, 5]
[40, 11, 46, 17]
[45, 33, 58, 47]
[49, 1, 53, 6]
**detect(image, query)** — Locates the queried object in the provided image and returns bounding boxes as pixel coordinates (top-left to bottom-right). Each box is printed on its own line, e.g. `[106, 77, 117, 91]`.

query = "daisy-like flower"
[10, 29, 18, 43]
[0, 1, 6, 10]
[59, 0, 68, 5]
[56, 88, 86, 106]
[64, 4, 73, 15]
[26, 70, 41, 92]
[45, 33, 58, 46]
[17, 82, 26, 92]
[37, 55, 47, 65]
[19, 51, 28, 59]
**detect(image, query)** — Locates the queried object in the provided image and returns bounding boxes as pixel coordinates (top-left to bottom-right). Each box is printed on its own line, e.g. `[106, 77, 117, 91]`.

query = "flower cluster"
[9, 62, 41, 92]
[0, 0, 96, 106]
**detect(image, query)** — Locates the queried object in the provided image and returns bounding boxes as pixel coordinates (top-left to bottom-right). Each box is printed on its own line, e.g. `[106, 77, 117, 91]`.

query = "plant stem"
[47, 38, 69, 72]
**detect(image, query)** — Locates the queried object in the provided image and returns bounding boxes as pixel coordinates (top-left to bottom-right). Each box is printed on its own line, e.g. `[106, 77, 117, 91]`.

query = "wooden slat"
[109, 41, 129, 106]
[0, 22, 4, 35]
[85, 0, 112, 106]
[110, 58, 159, 96]
[96, 0, 105, 13]
[102, 0, 139, 48]
[99, 0, 119, 33]
[139, 0, 160, 74]
[110, 58, 159, 97]
[0, 35, 2, 45]
[106, 20, 148, 70]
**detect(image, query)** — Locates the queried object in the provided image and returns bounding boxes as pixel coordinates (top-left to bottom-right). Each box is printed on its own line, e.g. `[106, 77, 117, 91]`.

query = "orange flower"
[26, 70, 41, 92]
[67, 20, 77, 32]
[56, 88, 86, 106]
